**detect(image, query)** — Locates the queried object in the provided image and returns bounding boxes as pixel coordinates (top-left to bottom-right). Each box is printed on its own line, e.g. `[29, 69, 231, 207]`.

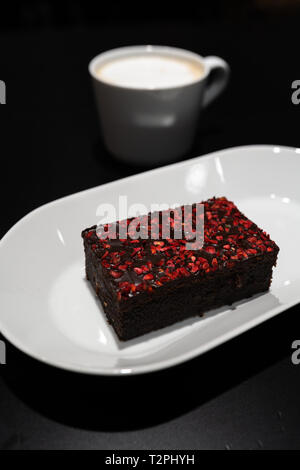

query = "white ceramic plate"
[0, 145, 299, 375]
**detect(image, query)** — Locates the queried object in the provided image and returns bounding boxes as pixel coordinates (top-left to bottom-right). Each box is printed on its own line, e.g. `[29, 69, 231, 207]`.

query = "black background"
[1, 0, 300, 450]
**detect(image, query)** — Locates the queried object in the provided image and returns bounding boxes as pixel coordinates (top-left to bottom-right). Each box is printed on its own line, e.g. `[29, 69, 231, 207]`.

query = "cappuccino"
[96, 53, 205, 89]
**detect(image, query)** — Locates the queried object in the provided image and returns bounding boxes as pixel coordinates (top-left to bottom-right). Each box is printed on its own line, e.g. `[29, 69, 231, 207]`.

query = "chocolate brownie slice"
[82, 197, 279, 341]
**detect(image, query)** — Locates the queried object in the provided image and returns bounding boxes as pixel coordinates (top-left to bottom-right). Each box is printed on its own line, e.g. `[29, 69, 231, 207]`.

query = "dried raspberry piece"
[131, 247, 142, 257]
[189, 264, 199, 273]
[134, 267, 143, 275]
[111, 253, 120, 264]
[101, 250, 109, 259]
[110, 270, 122, 279]
[119, 281, 130, 290]
[118, 264, 128, 271]
[179, 267, 189, 277]
[157, 259, 165, 267]
[161, 246, 173, 252]
[205, 238, 218, 245]
[166, 260, 175, 268]
[205, 246, 216, 254]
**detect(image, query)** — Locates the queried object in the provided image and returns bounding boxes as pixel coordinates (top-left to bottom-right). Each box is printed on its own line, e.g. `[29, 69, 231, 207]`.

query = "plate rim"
[0, 144, 298, 375]
[1, 143, 297, 247]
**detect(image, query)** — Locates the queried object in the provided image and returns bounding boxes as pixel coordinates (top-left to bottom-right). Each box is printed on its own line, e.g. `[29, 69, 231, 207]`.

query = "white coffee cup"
[89, 45, 229, 165]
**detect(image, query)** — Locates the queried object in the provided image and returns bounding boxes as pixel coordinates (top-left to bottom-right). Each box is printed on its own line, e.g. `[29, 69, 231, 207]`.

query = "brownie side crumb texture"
[82, 197, 279, 341]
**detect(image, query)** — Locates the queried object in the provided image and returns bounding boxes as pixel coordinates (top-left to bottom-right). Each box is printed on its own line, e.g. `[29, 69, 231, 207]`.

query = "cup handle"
[202, 56, 230, 107]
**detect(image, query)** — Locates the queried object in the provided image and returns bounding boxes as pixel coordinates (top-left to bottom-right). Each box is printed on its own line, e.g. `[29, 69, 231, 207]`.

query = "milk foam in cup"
[95, 54, 205, 89]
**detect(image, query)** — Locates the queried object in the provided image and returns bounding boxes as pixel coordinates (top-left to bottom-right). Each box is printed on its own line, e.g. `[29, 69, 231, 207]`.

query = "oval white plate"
[0, 145, 299, 375]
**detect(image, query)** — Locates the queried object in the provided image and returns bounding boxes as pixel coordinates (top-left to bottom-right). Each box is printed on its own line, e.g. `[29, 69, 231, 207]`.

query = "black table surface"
[1, 15, 300, 450]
